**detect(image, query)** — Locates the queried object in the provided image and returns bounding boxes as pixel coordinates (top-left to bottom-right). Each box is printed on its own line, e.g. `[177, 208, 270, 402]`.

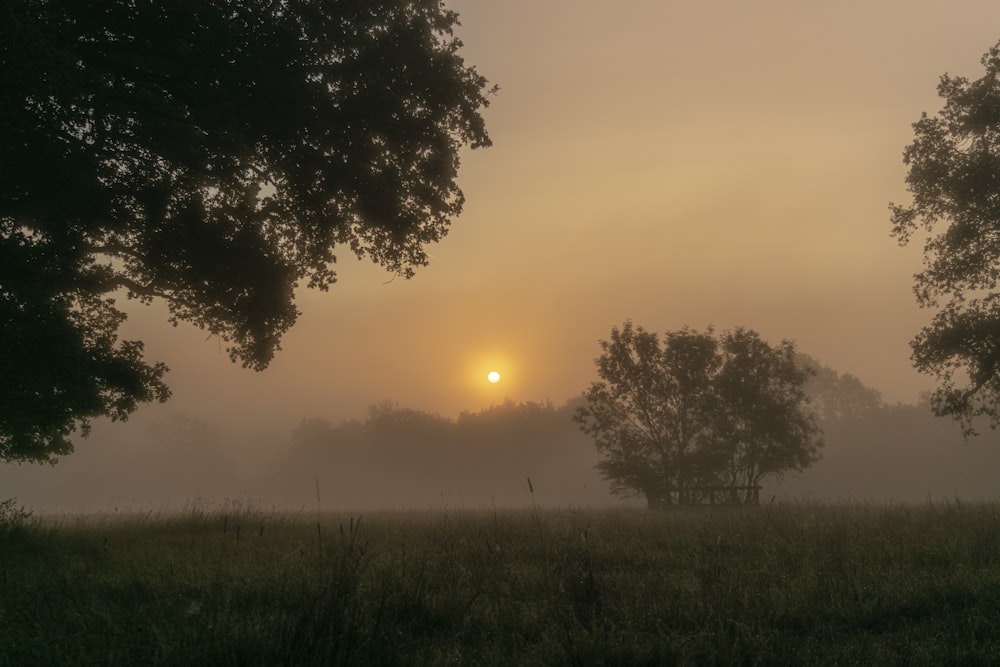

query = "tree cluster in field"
[575, 323, 824, 508]
[271, 350, 888, 510]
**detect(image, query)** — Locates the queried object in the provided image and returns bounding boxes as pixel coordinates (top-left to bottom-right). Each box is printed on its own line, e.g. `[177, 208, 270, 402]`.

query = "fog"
[8, 1, 1000, 510]
[5, 371, 1000, 514]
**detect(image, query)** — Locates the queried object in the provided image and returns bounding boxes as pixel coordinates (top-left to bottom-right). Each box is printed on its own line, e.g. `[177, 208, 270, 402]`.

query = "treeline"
[3, 357, 1000, 511]
[270, 400, 607, 509]
[776, 400, 1000, 502]
[272, 355, 1000, 508]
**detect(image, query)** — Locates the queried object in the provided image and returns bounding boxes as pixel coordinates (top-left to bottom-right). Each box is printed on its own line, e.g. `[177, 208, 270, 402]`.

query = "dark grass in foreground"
[3, 501, 1000, 665]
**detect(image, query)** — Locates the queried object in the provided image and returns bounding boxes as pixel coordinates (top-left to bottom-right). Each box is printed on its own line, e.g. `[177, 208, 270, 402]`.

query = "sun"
[487, 371, 501, 384]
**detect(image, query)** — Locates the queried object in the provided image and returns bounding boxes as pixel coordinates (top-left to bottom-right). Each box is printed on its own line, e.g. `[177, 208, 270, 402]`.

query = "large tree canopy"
[890, 40, 1000, 436]
[0, 0, 494, 462]
[575, 322, 821, 507]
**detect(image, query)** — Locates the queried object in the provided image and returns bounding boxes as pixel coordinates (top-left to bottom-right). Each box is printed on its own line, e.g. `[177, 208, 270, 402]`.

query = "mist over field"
[4, 362, 1000, 514]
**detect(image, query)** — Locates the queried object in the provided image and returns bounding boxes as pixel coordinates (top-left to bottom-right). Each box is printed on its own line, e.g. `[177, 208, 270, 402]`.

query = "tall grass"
[0, 497, 35, 534]
[2, 501, 1000, 664]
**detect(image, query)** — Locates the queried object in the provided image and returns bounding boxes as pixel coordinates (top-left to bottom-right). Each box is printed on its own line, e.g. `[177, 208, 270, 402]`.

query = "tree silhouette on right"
[891, 40, 1000, 437]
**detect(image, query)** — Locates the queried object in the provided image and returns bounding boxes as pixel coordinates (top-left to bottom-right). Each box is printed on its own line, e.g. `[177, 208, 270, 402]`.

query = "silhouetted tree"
[703, 329, 822, 503]
[891, 40, 1000, 436]
[574, 322, 719, 507]
[575, 322, 822, 507]
[0, 0, 494, 462]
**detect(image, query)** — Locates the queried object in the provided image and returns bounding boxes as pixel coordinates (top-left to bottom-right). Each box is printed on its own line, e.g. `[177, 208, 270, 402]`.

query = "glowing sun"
[487, 371, 501, 384]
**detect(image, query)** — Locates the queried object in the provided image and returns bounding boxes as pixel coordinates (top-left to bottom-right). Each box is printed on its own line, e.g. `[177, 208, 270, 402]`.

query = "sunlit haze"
[8, 1, 1000, 510]
[119, 0, 1000, 424]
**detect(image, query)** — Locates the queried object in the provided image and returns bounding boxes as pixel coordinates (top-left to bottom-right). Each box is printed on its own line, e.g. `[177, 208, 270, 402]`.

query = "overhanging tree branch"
[0, 0, 493, 463]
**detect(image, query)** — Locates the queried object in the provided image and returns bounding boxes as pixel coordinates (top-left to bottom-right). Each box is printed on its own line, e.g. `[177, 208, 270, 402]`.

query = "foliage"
[4, 504, 1000, 664]
[0, 0, 494, 462]
[280, 400, 601, 508]
[575, 321, 822, 507]
[797, 353, 884, 422]
[891, 40, 1000, 436]
[706, 329, 824, 502]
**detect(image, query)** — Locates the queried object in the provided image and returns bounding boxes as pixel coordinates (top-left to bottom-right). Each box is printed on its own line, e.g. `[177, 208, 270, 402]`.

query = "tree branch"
[99, 274, 168, 300]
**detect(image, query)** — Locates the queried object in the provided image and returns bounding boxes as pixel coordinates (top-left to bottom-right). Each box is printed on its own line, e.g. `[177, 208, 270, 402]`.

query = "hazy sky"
[121, 1, 1000, 431]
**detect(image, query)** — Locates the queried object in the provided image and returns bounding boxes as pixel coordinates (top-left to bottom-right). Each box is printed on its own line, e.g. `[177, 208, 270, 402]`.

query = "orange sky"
[121, 0, 1000, 431]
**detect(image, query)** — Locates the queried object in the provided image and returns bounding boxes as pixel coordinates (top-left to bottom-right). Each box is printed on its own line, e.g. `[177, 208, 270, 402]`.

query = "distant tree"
[797, 354, 883, 422]
[277, 400, 604, 508]
[575, 322, 822, 507]
[364, 401, 452, 450]
[0, 0, 494, 462]
[891, 40, 1000, 436]
[290, 417, 343, 454]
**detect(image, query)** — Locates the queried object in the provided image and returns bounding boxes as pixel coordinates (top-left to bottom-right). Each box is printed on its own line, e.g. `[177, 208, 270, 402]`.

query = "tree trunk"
[645, 490, 671, 509]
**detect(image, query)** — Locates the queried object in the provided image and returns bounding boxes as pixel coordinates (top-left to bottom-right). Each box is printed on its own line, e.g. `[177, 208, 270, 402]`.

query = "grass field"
[3, 499, 1000, 665]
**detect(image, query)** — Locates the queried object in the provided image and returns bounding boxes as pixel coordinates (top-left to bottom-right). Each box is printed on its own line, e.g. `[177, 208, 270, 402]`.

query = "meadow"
[3, 499, 1000, 665]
